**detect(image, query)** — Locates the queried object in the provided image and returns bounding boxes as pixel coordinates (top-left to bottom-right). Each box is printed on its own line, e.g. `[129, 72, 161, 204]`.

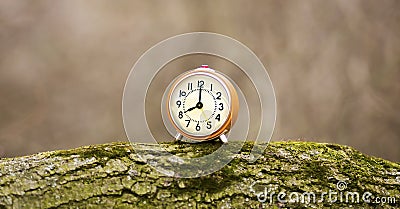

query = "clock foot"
[219, 134, 228, 143]
[175, 133, 183, 141]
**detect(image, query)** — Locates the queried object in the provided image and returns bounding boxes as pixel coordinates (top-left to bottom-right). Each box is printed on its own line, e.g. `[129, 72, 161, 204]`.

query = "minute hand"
[198, 88, 202, 102]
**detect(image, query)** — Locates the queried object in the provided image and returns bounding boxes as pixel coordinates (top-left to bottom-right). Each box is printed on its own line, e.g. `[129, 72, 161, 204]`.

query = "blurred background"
[0, 1, 399, 161]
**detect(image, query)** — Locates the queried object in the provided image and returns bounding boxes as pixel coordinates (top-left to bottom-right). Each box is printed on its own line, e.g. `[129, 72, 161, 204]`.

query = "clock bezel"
[166, 67, 239, 141]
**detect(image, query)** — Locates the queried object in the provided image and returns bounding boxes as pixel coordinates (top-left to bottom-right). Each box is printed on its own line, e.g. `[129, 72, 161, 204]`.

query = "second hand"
[200, 108, 208, 122]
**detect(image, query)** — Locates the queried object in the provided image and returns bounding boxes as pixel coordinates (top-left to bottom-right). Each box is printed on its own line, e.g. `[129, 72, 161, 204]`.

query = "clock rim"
[166, 67, 239, 141]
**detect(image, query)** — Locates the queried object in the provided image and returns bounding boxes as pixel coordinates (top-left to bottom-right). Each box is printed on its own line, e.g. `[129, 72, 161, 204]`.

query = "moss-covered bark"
[0, 141, 399, 208]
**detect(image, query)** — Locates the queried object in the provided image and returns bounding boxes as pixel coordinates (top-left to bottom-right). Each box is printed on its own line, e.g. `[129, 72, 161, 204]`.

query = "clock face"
[168, 71, 231, 139]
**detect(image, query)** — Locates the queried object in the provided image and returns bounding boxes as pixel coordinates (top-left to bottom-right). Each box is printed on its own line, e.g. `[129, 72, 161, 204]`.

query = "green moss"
[160, 140, 223, 158]
[50, 142, 131, 165]
[0, 141, 399, 208]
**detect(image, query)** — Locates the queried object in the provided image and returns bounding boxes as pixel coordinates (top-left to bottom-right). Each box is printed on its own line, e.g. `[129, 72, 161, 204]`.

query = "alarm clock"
[166, 65, 239, 143]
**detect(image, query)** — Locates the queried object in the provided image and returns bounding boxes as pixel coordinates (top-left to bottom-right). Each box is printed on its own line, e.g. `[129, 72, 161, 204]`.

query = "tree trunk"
[0, 141, 399, 208]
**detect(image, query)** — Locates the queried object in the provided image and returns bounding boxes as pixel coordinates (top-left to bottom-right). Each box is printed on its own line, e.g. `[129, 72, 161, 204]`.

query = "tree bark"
[0, 141, 399, 208]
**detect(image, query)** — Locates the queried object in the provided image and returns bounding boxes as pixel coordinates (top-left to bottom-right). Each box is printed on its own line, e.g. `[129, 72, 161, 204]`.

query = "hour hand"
[184, 106, 197, 113]
[184, 101, 203, 113]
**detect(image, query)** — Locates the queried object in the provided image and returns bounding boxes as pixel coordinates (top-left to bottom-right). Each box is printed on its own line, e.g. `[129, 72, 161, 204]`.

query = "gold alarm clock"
[166, 65, 239, 143]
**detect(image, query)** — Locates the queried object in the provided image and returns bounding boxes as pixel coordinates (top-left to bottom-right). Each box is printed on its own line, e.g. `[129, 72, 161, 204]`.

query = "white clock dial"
[168, 72, 231, 138]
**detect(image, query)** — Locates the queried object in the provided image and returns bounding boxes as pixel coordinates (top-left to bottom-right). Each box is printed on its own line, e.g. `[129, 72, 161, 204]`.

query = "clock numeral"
[176, 100, 181, 108]
[197, 80, 204, 88]
[210, 84, 213, 91]
[196, 122, 200, 131]
[206, 121, 212, 129]
[216, 92, 222, 100]
[188, 83, 193, 90]
[185, 119, 190, 127]
[178, 111, 183, 119]
[215, 114, 220, 121]
[179, 90, 186, 97]
[218, 103, 224, 111]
